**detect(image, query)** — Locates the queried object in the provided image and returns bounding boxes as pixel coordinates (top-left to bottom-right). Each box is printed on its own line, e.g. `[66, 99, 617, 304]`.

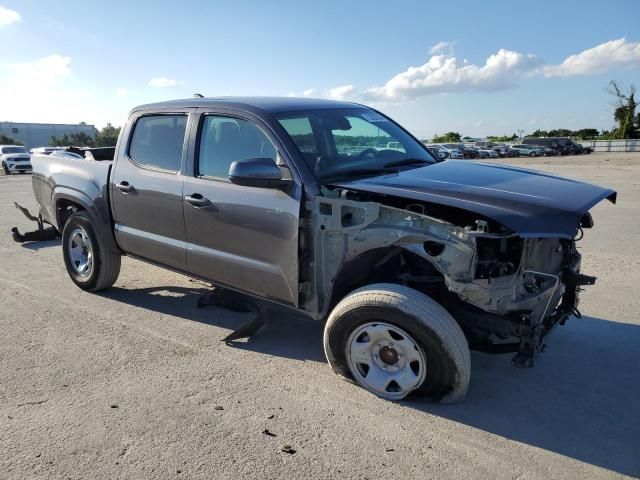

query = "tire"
[529, 152, 537, 157]
[2, 163, 9, 175]
[62, 211, 121, 291]
[323, 283, 471, 403]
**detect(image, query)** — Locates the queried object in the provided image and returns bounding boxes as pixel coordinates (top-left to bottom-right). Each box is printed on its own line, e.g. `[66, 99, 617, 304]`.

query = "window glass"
[198, 116, 276, 178]
[333, 116, 403, 156]
[2, 146, 28, 154]
[129, 115, 187, 171]
[277, 108, 434, 184]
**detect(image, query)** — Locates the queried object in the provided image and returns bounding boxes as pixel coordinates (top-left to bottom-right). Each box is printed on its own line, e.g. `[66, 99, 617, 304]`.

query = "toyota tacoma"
[27, 97, 616, 403]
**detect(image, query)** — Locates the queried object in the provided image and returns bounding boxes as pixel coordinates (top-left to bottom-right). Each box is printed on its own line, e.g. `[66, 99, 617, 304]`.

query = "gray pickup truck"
[29, 97, 616, 403]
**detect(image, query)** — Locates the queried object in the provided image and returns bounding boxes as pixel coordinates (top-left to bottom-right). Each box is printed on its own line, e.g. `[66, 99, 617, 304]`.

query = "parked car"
[522, 137, 592, 155]
[480, 148, 499, 158]
[492, 144, 510, 157]
[28, 97, 616, 403]
[439, 143, 464, 159]
[460, 145, 480, 159]
[1, 145, 32, 174]
[510, 144, 545, 157]
[425, 145, 448, 161]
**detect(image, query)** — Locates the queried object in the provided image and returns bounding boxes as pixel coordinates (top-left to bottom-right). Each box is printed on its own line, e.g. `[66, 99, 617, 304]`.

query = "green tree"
[431, 131, 461, 143]
[50, 134, 71, 146]
[573, 128, 600, 139]
[1, 134, 23, 145]
[608, 81, 638, 139]
[487, 134, 517, 142]
[95, 123, 121, 147]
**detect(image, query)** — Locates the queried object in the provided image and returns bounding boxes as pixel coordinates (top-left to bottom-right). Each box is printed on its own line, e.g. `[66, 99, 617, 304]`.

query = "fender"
[52, 186, 122, 254]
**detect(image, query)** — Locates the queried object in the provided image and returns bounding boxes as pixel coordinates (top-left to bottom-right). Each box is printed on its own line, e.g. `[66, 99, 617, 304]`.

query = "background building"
[0, 122, 96, 148]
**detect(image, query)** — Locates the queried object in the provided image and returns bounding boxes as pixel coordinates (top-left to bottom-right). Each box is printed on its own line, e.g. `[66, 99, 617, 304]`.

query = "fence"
[577, 139, 640, 152]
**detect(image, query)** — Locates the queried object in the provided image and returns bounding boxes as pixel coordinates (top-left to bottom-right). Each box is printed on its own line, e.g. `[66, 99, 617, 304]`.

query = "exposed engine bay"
[299, 187, 597, 366]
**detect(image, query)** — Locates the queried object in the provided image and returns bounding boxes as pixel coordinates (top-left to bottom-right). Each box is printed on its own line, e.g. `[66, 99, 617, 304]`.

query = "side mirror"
[228, 157, 287, 188]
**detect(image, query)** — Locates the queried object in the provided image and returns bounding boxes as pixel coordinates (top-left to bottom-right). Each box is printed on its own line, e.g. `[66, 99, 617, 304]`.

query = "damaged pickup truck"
[28, 97, 616, 403]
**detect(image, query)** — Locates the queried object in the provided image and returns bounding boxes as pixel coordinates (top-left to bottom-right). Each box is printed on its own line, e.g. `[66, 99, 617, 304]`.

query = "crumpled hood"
[332, 160, 616, 238]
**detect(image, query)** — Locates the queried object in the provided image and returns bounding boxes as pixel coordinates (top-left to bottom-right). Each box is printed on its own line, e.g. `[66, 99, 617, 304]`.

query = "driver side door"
[182, 111, 302, 306]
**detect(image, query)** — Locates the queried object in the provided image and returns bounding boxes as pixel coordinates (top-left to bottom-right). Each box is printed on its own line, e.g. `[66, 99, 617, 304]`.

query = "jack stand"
[197, 287, 268, 343]
[11, 203, 60, 243]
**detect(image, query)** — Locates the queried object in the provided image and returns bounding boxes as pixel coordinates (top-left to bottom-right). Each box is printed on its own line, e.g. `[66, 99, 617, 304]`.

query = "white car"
[1, 145, 32, 175]
[439, 144, 464, 159]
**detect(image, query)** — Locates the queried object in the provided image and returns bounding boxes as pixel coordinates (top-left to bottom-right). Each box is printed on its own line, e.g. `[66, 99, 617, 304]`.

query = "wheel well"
[328, 247, 445, 312]
[56, 199, 85, 230]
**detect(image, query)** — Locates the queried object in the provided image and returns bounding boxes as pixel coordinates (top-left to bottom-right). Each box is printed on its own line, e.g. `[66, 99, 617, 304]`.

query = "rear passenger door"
[182, 112, 302, 306]
[110, 111, 192, 270]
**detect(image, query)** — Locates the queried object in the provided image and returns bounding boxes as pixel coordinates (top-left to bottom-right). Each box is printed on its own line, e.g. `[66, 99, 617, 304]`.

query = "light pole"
[517, 129, 524, 141]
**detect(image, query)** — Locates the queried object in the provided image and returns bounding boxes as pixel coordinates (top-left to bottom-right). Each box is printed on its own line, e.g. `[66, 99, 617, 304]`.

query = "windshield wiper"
[383, 158, 431, 169]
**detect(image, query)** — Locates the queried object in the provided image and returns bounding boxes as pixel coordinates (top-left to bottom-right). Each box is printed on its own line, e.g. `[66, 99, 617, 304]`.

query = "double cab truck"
[29, 97, 616, 403]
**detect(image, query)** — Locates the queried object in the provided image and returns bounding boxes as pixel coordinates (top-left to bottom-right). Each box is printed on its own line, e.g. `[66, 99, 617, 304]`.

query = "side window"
[198, 116, 276, 178]
[129, 115, 187, 171]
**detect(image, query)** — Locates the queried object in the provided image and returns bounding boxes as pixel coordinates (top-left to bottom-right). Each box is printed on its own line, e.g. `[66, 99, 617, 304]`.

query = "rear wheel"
[62, 212, 121, 291]
[529, 151, 537, 157]
[324, 283, 471, 403]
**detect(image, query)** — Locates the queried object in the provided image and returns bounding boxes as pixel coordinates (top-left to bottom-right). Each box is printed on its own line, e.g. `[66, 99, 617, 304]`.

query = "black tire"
[529, 151, 537, 157]
[62, 211, 121, 291]
[323, 283, 471, 403]
[2, 163, 9, 175]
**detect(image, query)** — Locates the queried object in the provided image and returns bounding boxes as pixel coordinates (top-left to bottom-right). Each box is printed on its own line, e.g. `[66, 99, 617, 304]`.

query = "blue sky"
[1, 0, 639, 139]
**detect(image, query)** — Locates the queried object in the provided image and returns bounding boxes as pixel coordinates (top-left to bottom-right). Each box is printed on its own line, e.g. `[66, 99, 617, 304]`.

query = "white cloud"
[0, 54, 93, 125]
[0, 6, 21, 26]
[364, 49, 541, 101]
[429, 41, 455, 55]
[543, 38, 640, 77]
[286, 88, 316, 97]
[116, 87, 129, 96]
[326, 84, 356, 100]
[148, 77, 182, 87]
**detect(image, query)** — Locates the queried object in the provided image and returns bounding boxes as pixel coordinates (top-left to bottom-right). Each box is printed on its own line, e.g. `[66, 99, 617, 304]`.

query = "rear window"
[129, 115, 187, 171]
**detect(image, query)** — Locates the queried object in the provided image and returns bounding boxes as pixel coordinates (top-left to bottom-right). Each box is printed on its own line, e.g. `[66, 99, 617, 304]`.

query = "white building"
[0, 122, 96, 148]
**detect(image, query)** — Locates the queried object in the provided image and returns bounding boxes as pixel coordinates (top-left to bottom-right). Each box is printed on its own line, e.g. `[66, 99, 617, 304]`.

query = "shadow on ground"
[413, 316, 640, 477]
[101, 284, 325, 363]
[20, 238, 61, 250]
[100, 284, 640, 476]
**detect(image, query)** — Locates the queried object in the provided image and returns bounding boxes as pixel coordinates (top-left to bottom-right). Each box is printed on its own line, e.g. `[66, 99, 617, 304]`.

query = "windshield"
[1, 146, 28, 154]
[276, 108, 435, 183]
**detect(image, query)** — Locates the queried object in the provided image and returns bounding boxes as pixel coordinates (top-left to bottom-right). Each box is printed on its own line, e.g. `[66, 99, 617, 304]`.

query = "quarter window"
[198, 116, 276, 178]
[129, 115, 187, 171]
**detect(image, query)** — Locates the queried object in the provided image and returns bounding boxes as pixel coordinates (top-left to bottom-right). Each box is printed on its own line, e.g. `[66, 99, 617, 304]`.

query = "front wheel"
[323, 284, 471, 403]
[62, 211, 121, 291]
[2, 163, 9, 175]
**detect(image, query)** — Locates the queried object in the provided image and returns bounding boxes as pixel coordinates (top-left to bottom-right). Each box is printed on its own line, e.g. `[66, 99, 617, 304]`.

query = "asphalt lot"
[1, 153, 639, 479]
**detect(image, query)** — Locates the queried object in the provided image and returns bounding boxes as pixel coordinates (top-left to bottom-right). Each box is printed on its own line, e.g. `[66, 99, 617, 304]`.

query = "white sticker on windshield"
[361, 112, 387, 123]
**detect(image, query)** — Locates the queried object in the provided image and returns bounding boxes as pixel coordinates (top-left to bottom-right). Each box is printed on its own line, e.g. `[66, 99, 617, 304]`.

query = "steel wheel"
[67, 227, 93, 277]
[346, 322, 427, 399]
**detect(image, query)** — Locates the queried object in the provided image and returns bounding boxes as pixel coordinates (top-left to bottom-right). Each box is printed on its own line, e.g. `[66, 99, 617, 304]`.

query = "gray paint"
[333, 160, 616, 239]
[28, 97, 616, 319]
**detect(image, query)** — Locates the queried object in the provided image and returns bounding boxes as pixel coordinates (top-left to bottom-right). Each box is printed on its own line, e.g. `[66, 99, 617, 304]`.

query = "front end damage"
[300, 191, 599, 367]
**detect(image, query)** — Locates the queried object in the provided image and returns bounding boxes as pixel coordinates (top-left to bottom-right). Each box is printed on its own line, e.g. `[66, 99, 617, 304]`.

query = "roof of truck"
[132, 96, 366, 114]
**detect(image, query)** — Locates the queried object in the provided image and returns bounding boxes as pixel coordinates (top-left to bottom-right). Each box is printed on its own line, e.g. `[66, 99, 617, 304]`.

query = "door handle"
[184, 193, 211, 207]
[115, 181, 135, 193]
